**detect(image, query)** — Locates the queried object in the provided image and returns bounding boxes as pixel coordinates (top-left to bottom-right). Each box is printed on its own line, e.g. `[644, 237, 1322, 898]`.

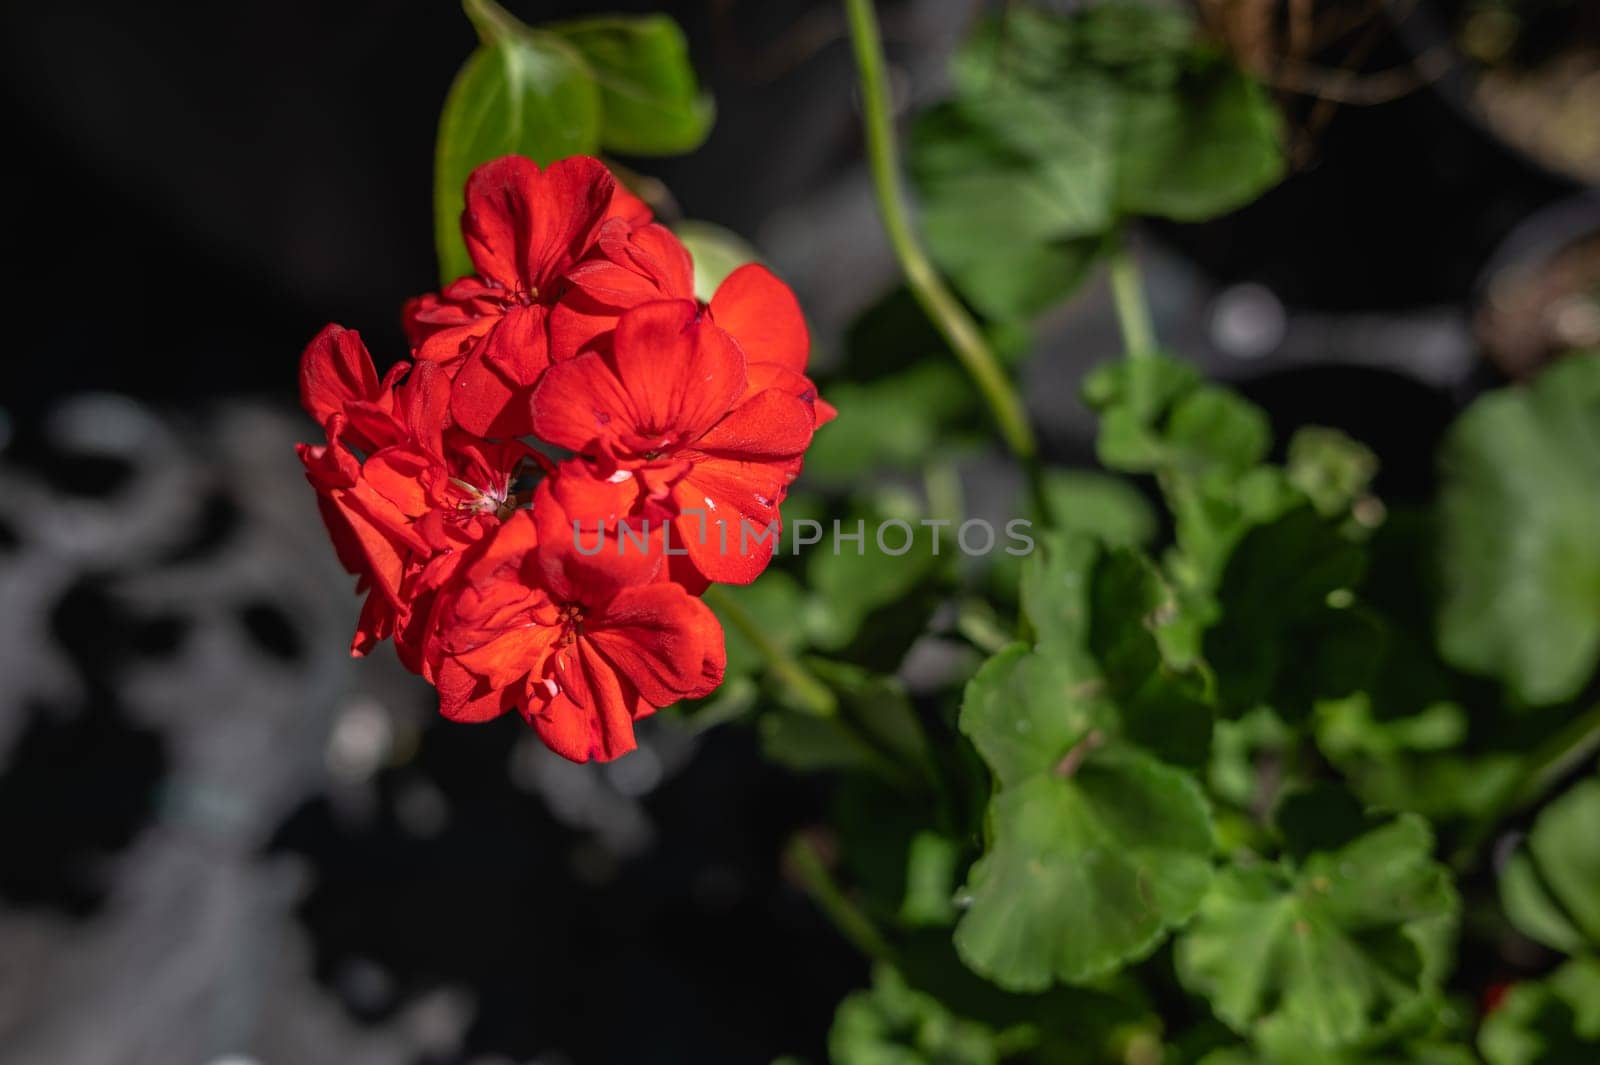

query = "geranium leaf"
[1089, 546, 1214, 766]
[1017, 531, 1100, 652]
[1204, 507, 1375, 721]
[1175, 815, 1459, 1050]
[547, 14, 713, 155]
[1437, 352, 1600, 705]
[910, 4, 1283, 320]
[959, 644, 1110, 789]
[953, 749, 1214, 990]
[1112, 49, 1283, 221]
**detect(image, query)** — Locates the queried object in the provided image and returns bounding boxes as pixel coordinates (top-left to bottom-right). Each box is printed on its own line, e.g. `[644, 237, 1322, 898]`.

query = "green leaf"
[1500, 775, 1600, 952]
[953, 749, 1214, 990]
[1176, 815, 1459, 1051]
[1018, 531, 1101, 652]
[959, 645, 1110, 789]
[1208, 706, 1293, 810]
[547, 14, 712, 155]
[435, 2, 602, 283]
[802, 364, 980, 483]
[1198, 1042, 1479, 1065]
[1165, 386, 1273, 479]
[1312, 693, 1525, 821]
[829, 964, 1009, 1065]
[760, 663, 928, 790]
[1036, 469, 1159, 548]
[900, 831, 963, 928]
[1204, 508, 1375, 720]
[1113, 50, 1284, 221]
[911, 92, 1111, 320]
[713, 570, 806, 682]
[910, 4, 1282, 320]
[1479, 956, 1600, 1065]
[1437, 352, 1600, 705]
[1089, 546, 1214, 767]
[803, 497, 949, 656]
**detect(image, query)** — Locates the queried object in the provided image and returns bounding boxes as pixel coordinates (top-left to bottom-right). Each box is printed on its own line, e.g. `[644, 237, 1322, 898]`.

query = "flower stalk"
[1108, 238, 1157, 359]
[706, 586, 838, 717]
[843, 0, 1037, 464]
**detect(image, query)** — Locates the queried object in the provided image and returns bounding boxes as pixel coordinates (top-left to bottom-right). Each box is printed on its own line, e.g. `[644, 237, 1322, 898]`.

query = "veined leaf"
[955, 643, 1212, 989]
[1437, 352, 1600, 705]
[953, 748, 1213, 990]
[1176, 815, 1459, 1051]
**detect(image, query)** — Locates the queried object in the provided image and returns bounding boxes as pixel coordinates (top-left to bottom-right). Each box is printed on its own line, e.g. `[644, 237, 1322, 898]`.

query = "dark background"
[0, 1, 1588, 1063]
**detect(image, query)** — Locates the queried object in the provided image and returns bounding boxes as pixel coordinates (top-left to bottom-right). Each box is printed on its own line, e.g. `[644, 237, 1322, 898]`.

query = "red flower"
[301, 153, 828, 763]
[427, 481, 725, 762]
[531, 299, 817, 586]
[550, 221, 835, 426]
[297, 324, 535, 669]
[402, 156, 649, 438]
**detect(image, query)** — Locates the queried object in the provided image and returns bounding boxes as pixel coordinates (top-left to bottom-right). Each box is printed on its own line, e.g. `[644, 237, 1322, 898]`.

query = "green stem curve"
[843, 0, 1037, 463]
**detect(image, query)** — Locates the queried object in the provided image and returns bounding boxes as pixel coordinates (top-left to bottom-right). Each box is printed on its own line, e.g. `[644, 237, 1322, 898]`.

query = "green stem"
[784, 833, 896, 963]
[1107, 238, 1157, 359]
[1452, 701, 1600, 870]
[843, 0, 1037, 463]
[706, 586, 837, 717]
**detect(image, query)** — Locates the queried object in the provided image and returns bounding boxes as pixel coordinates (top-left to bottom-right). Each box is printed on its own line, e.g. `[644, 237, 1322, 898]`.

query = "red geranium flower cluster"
[297, 155, 830, 762]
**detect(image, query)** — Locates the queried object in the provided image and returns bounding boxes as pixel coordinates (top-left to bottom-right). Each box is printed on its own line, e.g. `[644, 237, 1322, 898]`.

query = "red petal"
[300, 324, 379, 426]
[480, 304, 552, 388]
[361, 447, 434, 518]
[709, 264, 810, 374]
[564, 257, 674, 308]
[547, 293, 620, 363]
[436, 657, 515, 723]
[695, 386, 815, 459]
[462, 156, 616, 291]
[395, 360, 453, 455]
[533, 472, 662, 602]
[450, 347, 532, 439]
[455, 626, 557, 691]
[587, 583, 726, 706]
[671, 458, 792, 585]
[529, 350, 640, 454]
[609, 300, 747, 442]
[595, 221, 694, 302]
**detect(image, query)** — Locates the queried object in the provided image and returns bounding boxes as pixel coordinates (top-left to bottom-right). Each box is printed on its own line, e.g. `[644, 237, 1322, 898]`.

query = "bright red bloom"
[531, 299, 817, 586]
[426, 481, 725, 762]
[550, 222, 835, 426]
[302, 153, 828, 763]
[402, 156, 651, 438]
[297, 324, 535, 669]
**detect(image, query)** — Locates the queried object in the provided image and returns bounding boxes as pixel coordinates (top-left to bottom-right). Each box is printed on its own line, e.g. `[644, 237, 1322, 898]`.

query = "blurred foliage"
[910, 3, 1283, 320]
